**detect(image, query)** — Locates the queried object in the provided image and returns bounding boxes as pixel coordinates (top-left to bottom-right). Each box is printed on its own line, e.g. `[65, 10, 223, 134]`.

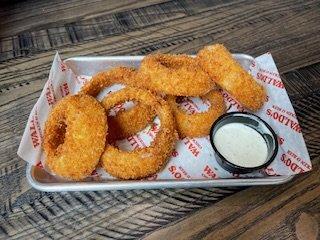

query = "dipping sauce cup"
[210, 112, 278, 174]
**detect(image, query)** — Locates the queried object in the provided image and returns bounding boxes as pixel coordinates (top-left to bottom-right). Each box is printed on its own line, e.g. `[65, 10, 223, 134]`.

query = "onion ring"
[80, 67, 135, 97]
[107, 104, 155, 142]
[197, 44, 266, 111]
[80, 67, 156, 141]
[167, 90, 226, 138]
[43, 95, 107, 180]
[136, 54, 216, 96]
[101, 87, 178, 179]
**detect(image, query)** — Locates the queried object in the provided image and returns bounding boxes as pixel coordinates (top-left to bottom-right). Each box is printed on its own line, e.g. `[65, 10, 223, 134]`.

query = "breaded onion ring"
[168, 90, 226, 138]
[107, 104, 155, 142]
[80, 67, 135, 97]
[101, 87, 178, 179]
[43, 95, 107, 180]
[136, 54, 216, 96]
[80, 67, 155, 141]
[197, 44, 266, 111]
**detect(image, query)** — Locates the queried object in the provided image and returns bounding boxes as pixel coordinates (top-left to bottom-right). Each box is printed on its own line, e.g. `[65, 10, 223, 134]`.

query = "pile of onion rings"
[42, 43, 266, 180]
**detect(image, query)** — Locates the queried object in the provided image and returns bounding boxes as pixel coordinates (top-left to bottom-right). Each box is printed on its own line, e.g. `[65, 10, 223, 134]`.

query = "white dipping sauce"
[213, 123, 268, 168]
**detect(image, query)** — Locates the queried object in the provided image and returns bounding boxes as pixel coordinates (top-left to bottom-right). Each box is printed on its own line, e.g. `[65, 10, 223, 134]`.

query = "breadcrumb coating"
[197, 44, 266, 111]
[43, 95, 107, 180]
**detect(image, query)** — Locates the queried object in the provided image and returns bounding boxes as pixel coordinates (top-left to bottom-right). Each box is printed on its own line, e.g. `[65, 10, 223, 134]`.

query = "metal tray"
[26, 54, 294, 192]
[26, 164, 293, 192]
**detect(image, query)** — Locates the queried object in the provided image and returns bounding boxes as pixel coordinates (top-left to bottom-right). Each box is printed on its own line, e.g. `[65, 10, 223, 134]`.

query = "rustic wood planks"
[0, 0, 319, 239]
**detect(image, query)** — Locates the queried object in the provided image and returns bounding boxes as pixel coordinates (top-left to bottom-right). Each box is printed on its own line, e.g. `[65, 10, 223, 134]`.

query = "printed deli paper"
[18, 52, 311, 180]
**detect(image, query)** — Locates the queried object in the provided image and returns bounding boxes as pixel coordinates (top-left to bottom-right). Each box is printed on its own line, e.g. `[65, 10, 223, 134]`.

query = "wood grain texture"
[143, 161, 320, 240]
[0, 0, 319, 239]
[0, 0, 319, 72]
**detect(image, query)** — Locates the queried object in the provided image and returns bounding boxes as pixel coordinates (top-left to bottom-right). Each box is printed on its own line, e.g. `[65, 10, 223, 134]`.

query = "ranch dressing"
[213, 123, 268, 168]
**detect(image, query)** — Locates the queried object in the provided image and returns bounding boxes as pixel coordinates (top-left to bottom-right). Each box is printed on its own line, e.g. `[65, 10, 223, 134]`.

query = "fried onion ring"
[43, 95, 107, 180]
[197, 44, 266, 111]
[101, 87, 178, 179]
[168, 90, 226, 138]
[136, 54, 216, 96]
[80, 67, 156, 141]
[80, 67, 135, 97]
[107, 104, 155, 142]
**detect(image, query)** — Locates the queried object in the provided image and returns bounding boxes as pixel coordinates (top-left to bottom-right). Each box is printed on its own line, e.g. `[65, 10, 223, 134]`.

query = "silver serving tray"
[26, 54, 294, 192]
[26, 164, 293, 191]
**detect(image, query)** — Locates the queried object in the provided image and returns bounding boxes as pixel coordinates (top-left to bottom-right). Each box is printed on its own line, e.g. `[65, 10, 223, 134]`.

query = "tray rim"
[63, 53, 254, 62]
[26, 53, 295, 192]
[26, 164, 294, 192]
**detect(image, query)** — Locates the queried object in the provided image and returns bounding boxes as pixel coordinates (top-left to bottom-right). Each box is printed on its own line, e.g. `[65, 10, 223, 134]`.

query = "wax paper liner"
[17, 52, 311, 180]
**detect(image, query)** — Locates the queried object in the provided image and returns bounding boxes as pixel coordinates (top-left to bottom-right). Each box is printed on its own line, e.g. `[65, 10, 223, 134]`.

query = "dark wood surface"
[0, 0, 319, 239]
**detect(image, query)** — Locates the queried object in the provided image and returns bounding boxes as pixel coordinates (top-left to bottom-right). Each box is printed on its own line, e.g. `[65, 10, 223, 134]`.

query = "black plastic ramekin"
[209, 112, 278, 174]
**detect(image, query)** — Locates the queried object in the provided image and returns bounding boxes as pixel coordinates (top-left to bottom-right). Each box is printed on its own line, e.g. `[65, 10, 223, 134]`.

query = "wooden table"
[0, 1, 319, 239]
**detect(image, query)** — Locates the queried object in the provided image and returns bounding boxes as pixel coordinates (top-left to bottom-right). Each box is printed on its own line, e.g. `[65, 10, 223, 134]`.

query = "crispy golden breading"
[80, 67, 156, 141]
[41, 44, 269, 181]
[43, 95, 107, 180]
[101, 87, 178, 180]
[168, 90, 226, 138]
[136, 54, 216, 96]
[107, 103, 155, 142]
[197, 44, 266, 111]
[80, 67, 135, 96]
